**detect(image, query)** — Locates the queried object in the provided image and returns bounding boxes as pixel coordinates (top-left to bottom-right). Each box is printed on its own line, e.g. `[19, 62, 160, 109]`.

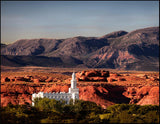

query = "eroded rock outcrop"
[123, 86, 159, 105]
[137, 87, 159, 105]
[76, 70, 109, 81]
[1, 83, 124, 108]
[79, 85, 114, 109]
[0, 75, 59, 83]
[1, 83, 159, 108]
[1, 71, 159, 108]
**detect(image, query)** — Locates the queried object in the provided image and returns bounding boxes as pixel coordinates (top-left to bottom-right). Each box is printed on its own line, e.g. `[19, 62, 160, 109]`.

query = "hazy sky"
[1, 1, 159, 44]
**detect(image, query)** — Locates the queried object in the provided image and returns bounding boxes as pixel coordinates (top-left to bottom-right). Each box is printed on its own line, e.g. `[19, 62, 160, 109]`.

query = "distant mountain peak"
[100, 30, 128, 39]
[1, 27, 159, 71]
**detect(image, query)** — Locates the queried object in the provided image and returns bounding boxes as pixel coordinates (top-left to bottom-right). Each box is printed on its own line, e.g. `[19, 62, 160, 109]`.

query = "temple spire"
[72, 72, 76, 80]
[71, 72, 77, 89]
[32, 71, 79, 106]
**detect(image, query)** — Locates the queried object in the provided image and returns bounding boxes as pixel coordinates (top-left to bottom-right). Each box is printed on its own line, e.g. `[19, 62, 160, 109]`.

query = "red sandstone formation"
[1, 77, 10, 82]
[0, 75, 56, 83]
[78, 75, 89, 81]
[79, 86, 114, 109]
[106, 73, 126, 82]
[136, 86, 152, 98]
[1, 71, 159, 108]
[123, 86, 159, 105]
[118, 77, 126, 81]
[89, 77, 107, 81]
[137, 87, 159, 105]
[149, 77, 159, 81]
[110, 73, 118, 78]
[33, 79, 40, 83]
[0, 84, 115, 108]
[45, 77, 53, 82]
[107, 77, 117, 82]
[15, 77, 26, 82]
[39, 76, 48, 82]
[1, 83, 159, 108]
[76, 70, 109, 81]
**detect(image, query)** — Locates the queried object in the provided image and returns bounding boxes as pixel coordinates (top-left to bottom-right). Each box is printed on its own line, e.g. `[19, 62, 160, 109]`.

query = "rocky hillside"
[1, 43, 7, 49]
[1, 77, 159, 108]
[1, 70, 159, 108]
[1, 27, 159, 71]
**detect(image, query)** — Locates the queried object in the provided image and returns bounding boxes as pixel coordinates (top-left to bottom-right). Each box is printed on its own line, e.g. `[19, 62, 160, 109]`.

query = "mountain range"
[1, 27, 159, 71]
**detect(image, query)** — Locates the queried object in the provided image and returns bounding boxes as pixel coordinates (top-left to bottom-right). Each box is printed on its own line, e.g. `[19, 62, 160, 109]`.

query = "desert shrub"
[88, 112, 101, 123]
[34, 97, 65, 112]
[40, 118, 54, 123]
[107, 104, 130, 114]
[63, 104, 75, 115]
[99, 113, 112, 120]
[137, 105, 159, 115]
[118, 111, 137, 123]
[74, 100, 102, 114]
[46, 112, 62, 123]
[1, 101, 159, 124]
[128, 104, 140, 114]
[142, 111, 159, 123]
[102, 104, 159, 123]
[0, 104, 42, 124]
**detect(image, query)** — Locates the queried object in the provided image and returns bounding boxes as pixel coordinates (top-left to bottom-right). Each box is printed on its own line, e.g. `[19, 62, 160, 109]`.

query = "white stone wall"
[32, 72, 79, 106]
[32, 91, 76, 106]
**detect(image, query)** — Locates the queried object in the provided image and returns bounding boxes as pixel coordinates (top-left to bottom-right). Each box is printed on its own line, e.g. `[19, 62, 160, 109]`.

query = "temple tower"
[71, 72, 77, 88]
[69, 72, 79, 104]
[32, 72, 79, 106]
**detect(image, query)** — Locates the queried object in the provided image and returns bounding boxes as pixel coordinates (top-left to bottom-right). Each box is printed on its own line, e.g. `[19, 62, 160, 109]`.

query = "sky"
[1, 1, 159, 44]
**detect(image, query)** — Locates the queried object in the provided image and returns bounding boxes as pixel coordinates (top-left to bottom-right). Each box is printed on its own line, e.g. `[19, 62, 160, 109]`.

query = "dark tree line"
[0, 98, 159, 123]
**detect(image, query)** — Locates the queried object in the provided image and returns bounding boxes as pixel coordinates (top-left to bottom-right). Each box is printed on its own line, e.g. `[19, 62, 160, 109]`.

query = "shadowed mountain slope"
[1, 27, 159, 71]
[1, 43, 7, 49]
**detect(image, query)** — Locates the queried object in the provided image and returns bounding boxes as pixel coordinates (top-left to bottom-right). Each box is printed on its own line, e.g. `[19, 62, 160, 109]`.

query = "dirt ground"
[1, 66, 159, 108]
[1, 66, 159, 87]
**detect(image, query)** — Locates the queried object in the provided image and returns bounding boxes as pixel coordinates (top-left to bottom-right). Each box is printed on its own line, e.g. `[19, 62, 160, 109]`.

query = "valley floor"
[1, 66, 159, 108]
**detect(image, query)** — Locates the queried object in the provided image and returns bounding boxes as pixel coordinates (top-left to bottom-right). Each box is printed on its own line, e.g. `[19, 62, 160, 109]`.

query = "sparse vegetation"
[1, 99, 159, 124]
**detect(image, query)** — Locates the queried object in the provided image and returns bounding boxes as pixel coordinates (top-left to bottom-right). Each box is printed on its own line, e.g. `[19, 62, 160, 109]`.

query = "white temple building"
[32, 72, 79, 106]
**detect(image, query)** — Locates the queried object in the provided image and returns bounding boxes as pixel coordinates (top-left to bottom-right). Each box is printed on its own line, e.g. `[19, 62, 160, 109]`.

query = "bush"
[0, 104, 41, 123]
[102, 104, 159, 123]
[1, 100, 159, 124]
[34, 97, 65, 112]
